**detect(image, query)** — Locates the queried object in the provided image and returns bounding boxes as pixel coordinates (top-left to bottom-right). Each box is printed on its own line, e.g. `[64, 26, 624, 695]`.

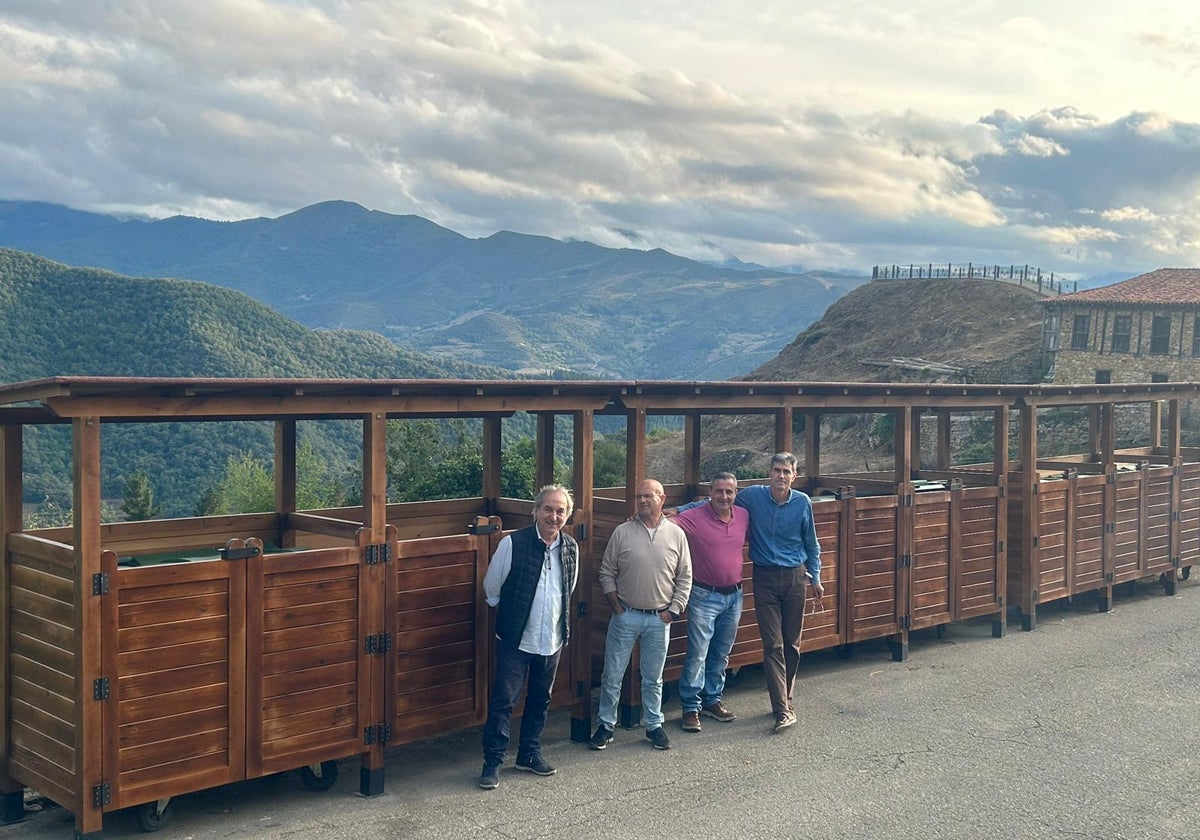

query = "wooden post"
[1149, 400, 1163, 451]
[910, 409, 923, 475]
[0, 424, 24, 823]
[892, 407, 912, 662]
[620, 407, 646, 726]
[937, 411, 952, 470]
[683, 413, 701, 498]
[73, 416, 104, 838]
[536, 413, 555, 490]
[774, 407, 793, 461]
[993, 407, 1010, 638]
[1019, 404, 1038, 631]
[804, 412, 821, 480]
[1167, 399, 1183, 596]
[482, 415, 502, 513]
[1098, 403, 1116, 613]
[360, 412, 388, 797]
[1088, 406, 1102, 461]
[274, 419, 297, 548]
[570, 409, 595, 743]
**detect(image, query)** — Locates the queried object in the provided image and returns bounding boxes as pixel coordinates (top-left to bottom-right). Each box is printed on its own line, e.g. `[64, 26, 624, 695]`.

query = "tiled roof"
[1053, 268, 1200, 305]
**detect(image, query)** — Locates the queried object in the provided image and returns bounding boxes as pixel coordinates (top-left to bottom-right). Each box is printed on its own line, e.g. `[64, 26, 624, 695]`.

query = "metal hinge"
[364, 723, 392, 746]
[467, 520, 500, 535]
[1032, 536, 1039, 548]
[92, 573, 109, 596]
[1105, 522, 1115, 534]
[1172, 556, 1181, 569]
[576, 601, 588, 619]
[901, 493, 913, 508]
[92, 678, 110, 701]
[364, 633, 392, 655]
[998, 540, 1005, 555]
[364, 543, 392, 565]
[1107, 473, 1117, 485]
[1105, 572, 1114, 583]
[576, 522, 588, 541]
[899, 553, 912, 569]
[1172, 510, 1181, 521]
[220, 544, 261, 561]
[900, 615, 911, 630]
[998, 484, 1007, 498]
[92, 783, 110, 808]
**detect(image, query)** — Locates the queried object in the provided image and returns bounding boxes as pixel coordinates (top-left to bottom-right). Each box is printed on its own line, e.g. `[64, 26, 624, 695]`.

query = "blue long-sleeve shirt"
[679, 484, 821, 582]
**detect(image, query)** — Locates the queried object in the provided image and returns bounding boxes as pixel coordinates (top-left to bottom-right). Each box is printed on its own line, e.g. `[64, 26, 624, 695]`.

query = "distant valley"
[0, 200, 869, 379]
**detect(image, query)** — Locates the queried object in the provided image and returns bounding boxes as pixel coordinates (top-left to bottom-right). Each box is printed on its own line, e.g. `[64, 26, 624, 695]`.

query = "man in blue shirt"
[736, 453, 822, 732]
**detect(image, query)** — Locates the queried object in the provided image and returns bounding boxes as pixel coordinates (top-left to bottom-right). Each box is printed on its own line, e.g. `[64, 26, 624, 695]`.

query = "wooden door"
[102, 552, 245, 810]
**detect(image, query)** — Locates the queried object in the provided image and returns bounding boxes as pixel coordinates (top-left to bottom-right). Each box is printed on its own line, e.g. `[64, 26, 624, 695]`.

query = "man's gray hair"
[770, 452, 798, 469]
[532, 484, 574, 520]
[710, 471, 739, 485]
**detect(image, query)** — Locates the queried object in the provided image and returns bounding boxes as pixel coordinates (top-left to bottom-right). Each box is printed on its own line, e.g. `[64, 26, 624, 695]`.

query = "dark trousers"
[753, 564, 809, 715]
[481, 637, 562, 765]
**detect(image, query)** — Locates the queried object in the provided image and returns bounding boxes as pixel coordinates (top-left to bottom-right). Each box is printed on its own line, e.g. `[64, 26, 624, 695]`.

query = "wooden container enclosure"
[3, 377, 1200, 836]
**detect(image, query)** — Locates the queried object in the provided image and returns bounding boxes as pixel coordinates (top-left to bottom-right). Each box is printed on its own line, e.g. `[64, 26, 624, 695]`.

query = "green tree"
[593, 435, 626, 488]
[121, 471, 161, 520]
[217, 452, 274, 514]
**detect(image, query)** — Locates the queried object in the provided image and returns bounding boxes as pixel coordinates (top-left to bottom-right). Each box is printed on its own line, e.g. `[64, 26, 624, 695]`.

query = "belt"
[694, 580, 741, 595]
[622, 603, 668, 614]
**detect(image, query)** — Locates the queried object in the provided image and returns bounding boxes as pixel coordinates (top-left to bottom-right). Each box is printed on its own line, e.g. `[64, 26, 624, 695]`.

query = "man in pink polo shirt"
[672, 472, 748, 732]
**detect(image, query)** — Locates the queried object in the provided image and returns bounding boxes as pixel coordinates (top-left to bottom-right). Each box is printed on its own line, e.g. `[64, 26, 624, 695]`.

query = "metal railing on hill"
[872, 263, 1076, 296]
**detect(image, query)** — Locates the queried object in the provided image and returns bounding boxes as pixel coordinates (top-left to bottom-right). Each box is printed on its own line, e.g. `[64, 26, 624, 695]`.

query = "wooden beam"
[774, 407, 793, 457]
[0, 424, 21, 801]
[362, 412, 387, 542]
[683, 414, 701, 496]
[536, 413, 555, 490]
[43, 394, 611, 419]
[1018, 405, 1037, 630]
[482, 416, 502, 512]
[1149, 401, 1163, 450]
[937, 411, 952, 470]
[1166, 399, 1181, 458]
[274, 420, 297, 547]
[73, 417, 103, 835]
[993, 408, 1009, 477]
[625, 409, 647, 515]
[570, 409, 594, 742]
[804, 412, 821, 480]
[910, 409, 923, 472]
[894, 407, 913, 483]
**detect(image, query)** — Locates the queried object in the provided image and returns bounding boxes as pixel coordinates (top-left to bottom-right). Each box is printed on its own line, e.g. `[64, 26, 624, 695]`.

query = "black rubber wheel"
[136, 801, 172, 833]
[299, 760, 339, 792]
[935, 624, 947, 639]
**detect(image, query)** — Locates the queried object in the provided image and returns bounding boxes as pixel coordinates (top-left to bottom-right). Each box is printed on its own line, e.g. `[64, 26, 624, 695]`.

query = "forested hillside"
[0, 248, 506, 515]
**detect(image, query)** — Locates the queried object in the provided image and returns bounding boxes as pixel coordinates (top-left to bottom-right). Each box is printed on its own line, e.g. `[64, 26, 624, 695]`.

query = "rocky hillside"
[647, 277, 1049, 479]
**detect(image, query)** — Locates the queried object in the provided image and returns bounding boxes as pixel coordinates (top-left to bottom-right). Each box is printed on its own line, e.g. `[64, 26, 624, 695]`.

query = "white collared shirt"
[483, 531, 576, 655]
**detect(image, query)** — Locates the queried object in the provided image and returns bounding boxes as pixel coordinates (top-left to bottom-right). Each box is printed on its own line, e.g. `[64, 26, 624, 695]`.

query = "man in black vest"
[479, 484, 579, 790]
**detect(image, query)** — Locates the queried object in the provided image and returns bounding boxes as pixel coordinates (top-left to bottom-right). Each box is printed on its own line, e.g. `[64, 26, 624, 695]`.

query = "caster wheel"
[299, 760, 339, 792]
[935, 624, 947, 640]
[136, 801, 172, 833]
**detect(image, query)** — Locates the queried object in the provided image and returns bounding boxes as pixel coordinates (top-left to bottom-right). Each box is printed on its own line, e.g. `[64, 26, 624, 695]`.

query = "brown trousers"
[752, 564, 809, 715]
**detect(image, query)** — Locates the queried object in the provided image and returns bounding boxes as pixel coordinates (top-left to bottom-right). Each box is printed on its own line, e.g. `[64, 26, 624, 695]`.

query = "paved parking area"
[7, 579, 1200, 840]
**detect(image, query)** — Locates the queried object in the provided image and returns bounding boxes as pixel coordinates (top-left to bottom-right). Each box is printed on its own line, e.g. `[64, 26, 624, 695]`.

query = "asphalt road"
[8, 578, 1200, 840]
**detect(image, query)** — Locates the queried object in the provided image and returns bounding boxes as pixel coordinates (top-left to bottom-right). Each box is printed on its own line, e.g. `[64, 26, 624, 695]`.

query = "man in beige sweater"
[590, 479, 692, 751]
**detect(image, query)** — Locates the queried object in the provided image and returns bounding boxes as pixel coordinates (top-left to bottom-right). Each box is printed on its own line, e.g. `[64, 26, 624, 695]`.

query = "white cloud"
[2, 0, 1200, 276]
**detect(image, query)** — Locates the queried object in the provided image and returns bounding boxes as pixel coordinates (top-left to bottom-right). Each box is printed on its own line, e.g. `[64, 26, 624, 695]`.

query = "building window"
[1071, 315, 1090, 351]
[1150, 315, 1171, 355]
[1042, 313, 1060, 352]
[1152, 372, 1168, 383]
[1095, 370, 1112, 384]
[1193, 316, 1200, 356]
[1111, 316, 1132, 353]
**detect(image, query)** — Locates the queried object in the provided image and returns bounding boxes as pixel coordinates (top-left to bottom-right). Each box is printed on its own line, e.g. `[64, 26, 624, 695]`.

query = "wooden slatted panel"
[109, 561, 243, 809]
[99, 513, 280, 558]
[1035, 483, 1070, 600]
[1180, 463, 1200, 568]
[1071, 478, 1106, 590]
[911, 493, 952, 630]
[1112, 473, 1142, 582]
[250, 548, 363, 776]
[6, 547, 77, 809]
[801, 500, 842, 653]
[956, 489, 1001, 619]
[849, 497, 899, 641]
[1142, 468, 1174, 575]
[392, 535, 487, 743]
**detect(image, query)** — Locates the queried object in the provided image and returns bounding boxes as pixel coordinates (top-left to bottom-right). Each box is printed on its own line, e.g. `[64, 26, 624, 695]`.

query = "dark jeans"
[481, 637, 562, 765]
[753, 564, 809, 715]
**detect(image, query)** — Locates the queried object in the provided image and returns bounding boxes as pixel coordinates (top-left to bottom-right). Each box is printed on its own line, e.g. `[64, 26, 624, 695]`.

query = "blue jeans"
[481, 637, 561, 765]
[597, 608, 671, 730]
[678, 586, 743, 712]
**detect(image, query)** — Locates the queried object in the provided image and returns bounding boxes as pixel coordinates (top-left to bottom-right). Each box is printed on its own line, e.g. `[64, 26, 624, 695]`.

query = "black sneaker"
[589, 724, 614, 750]
[515, 754, 556, 776]
[478, 762, 500, 789]
[646, 727, 671, 750]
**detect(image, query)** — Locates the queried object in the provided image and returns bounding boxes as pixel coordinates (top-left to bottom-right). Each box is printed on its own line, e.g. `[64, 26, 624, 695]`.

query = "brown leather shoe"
[681, 710, 701, 732]
[702, 701, 736, 723]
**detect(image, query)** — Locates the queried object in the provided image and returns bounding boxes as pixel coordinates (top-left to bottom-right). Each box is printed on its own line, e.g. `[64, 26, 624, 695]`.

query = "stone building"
[1044, 268, 1200, 384]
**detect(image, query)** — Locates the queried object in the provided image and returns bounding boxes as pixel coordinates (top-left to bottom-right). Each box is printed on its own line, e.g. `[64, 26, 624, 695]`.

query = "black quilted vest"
[495, 525, 578, 647]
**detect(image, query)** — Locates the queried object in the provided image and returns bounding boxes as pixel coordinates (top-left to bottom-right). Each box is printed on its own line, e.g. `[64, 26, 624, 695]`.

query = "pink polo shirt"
[672, 504, 749, 588]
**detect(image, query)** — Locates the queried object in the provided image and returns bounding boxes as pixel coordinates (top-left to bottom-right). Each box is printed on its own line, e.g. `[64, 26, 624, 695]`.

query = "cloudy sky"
[3, 1, 1200, 279]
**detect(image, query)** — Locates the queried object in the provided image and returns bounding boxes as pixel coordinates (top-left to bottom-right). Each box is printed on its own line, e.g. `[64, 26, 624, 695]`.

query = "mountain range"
[0, 200, 868, 379]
